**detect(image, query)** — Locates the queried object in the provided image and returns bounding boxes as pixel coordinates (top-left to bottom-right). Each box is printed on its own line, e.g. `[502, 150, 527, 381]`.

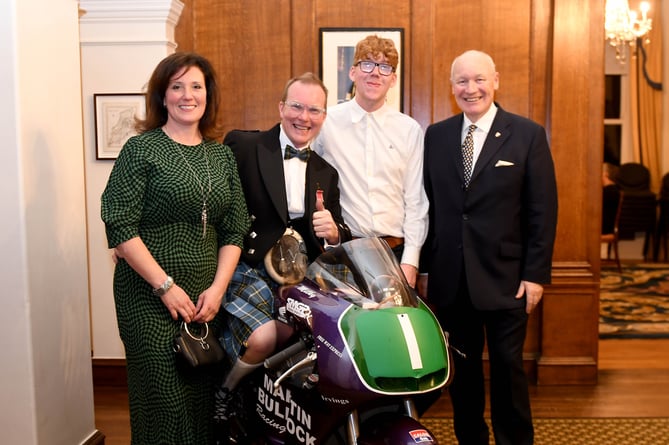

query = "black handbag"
[173, 322, 225, 367]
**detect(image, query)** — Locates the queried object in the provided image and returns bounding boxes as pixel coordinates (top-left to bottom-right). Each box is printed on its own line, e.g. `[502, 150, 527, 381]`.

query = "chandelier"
[605, 0, 652, 63]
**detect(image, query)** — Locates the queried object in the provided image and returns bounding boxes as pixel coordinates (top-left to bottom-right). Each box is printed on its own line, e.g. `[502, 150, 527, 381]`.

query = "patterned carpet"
[600, 263, 669, 339]
[421, 417, 669, 444]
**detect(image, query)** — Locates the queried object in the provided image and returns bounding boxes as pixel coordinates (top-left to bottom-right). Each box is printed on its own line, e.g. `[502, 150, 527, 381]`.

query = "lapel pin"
[495, 132, 501, 138]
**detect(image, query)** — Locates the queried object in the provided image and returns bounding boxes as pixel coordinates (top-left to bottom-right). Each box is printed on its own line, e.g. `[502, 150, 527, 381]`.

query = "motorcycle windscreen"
[307, 237, 420, 310]
[340, 303, 451, 395]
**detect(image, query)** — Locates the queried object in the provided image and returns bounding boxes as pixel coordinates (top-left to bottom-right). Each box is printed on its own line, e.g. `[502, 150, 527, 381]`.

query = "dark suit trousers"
[436, 271, 533, 445]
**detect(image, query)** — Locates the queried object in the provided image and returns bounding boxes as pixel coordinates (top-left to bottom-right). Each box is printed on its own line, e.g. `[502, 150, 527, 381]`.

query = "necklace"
[164, 127, 212, 238]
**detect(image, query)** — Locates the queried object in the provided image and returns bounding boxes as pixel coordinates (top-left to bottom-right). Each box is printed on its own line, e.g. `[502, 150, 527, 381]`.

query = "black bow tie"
[284, 145, 311, 162]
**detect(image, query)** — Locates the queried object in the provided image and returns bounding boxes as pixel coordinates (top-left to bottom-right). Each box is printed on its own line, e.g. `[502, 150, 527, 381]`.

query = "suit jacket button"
[247, 248, 255, 255]
[462, 214, 469, 220]
[249, 231, 257, 239]
[250, 214, 257, 222]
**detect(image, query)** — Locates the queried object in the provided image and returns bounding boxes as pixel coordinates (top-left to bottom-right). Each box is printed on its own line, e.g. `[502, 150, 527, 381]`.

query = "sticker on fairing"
[409, 429, 433, 443]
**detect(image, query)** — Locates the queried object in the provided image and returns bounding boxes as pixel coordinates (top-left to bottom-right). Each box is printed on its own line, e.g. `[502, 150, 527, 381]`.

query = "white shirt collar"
[349, 99, 391, 126]
[464, 103, 498, 133]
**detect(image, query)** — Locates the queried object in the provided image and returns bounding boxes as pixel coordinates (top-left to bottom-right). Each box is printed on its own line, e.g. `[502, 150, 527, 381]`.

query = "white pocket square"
[495, 160, 514, 167]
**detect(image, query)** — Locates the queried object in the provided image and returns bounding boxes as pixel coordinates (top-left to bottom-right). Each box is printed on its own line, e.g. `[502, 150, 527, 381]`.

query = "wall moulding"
[79, 0, 183, 24]
[79, 0, 184, 45]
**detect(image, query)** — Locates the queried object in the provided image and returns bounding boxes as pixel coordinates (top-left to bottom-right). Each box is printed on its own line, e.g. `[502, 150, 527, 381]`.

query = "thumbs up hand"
[315, 189, 325, 211]
[312, 188, 339, 245]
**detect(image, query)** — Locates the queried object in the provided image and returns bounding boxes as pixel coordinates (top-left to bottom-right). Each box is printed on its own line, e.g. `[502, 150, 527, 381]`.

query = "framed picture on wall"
[94, 93, 146, 160]
[319, 28, 404, 112]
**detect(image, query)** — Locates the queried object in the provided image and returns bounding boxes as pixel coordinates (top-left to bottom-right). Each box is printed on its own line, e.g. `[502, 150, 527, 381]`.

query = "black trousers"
[435, 271, 533, 445]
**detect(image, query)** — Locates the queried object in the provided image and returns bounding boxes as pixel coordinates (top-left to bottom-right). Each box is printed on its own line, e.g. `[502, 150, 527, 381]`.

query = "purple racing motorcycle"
[225, 237, 453, 445]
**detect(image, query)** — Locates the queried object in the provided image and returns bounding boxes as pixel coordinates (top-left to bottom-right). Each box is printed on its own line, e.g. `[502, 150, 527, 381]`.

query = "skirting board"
[92, 358, 127, 387]
[83, 430, 105, 445]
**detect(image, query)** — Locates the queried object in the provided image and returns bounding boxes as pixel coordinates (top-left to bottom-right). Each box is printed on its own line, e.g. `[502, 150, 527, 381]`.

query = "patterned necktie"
[284, 145, 311, 162]
[462, 124, 476, 188]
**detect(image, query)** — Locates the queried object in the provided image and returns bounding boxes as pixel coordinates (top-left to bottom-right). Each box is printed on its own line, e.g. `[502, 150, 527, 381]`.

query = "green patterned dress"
[101, 128, 249, 445]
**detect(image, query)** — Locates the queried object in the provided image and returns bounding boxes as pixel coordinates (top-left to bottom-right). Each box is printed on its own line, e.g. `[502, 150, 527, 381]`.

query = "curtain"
[630, 0, 663, 193]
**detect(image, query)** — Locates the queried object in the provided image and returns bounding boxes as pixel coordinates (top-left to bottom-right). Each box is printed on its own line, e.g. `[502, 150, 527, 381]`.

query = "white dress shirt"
[279, 126, 308, 220]
[314, 99, 428, 268]
[463, 103, 498, 171]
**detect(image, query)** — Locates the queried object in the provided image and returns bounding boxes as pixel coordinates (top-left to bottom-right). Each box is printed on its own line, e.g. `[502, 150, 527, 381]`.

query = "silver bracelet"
[152, 276, 174, 297]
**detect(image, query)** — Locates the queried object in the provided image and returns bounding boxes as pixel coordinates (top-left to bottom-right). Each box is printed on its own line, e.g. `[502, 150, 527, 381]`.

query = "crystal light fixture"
[605, 0, 652, 63]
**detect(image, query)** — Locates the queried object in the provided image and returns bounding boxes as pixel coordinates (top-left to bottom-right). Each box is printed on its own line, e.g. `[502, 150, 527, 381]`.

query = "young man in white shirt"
[314, 35, 428, 288]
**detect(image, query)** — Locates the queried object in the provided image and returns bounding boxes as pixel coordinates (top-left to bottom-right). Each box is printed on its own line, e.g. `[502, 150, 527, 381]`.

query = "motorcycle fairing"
[339, 301, 451, 395]
[358, 412, 440, 445]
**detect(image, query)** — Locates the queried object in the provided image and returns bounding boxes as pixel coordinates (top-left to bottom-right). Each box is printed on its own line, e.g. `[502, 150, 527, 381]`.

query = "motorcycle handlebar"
[264, 338, 308, 369]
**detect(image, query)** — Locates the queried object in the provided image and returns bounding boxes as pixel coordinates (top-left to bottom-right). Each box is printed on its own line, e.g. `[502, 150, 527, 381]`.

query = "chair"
[616, 162, 651, 191]
[615, 163, 657, 260]
[602, 190, 623, 273]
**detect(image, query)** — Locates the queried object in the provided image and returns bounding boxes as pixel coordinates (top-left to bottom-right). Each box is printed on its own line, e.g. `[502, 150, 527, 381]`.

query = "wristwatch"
[153, 276, 174, 297]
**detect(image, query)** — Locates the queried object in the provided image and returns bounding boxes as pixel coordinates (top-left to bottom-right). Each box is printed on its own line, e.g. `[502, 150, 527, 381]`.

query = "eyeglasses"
[355, 60, 395, 76]
[283, 100, 326, 118]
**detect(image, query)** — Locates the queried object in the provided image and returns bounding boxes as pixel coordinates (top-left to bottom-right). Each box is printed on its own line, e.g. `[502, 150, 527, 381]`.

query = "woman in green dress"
[101, 52, 249, 445]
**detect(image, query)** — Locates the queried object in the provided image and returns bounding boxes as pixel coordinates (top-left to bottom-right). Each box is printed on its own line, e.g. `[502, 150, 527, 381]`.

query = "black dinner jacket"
[421, 105, 558, 311]
[224, 124, 351, 266]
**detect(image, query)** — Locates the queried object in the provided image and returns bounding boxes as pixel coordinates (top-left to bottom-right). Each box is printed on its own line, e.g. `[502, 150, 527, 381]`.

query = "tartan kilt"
[219, 261, 277, 362]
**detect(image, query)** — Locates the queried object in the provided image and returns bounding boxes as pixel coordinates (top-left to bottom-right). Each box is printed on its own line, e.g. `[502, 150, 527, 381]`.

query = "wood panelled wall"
[176, 0, 604, 385]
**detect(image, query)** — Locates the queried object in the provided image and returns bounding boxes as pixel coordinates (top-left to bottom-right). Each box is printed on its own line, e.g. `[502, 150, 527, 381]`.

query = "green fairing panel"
[341, 302, 450, 394]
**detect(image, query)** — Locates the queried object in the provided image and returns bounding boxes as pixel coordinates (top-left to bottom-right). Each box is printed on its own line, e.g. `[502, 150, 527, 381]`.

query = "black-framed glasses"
[356, 60, 395, 76]
[282, 100, 326, 118]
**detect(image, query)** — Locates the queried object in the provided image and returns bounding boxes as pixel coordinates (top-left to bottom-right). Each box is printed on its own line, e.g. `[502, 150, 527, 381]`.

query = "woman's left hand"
[192, 288, 223, 323]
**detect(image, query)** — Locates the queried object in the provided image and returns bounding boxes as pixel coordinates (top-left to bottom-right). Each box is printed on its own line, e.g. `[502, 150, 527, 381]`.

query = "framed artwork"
[319, 28, 404, 111]
[94, 93, 146, 160]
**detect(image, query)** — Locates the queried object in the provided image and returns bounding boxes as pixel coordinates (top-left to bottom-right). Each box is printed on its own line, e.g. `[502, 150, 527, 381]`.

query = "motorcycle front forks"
[345, 411, 360, 445]
[345, 397, 418, 444]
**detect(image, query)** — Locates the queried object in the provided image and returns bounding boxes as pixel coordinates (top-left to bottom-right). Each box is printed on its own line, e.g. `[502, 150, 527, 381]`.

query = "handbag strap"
[182, 322, 210, 342]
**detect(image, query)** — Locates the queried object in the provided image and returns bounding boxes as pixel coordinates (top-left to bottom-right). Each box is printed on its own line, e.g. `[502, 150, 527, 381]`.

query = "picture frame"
[94, 93, 146, 160]
[319, 28, 404, 112]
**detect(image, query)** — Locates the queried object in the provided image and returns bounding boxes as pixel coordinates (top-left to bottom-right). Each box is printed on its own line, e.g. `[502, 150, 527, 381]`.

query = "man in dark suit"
[420, 50, 558, 445]
[213, 73, 351, 425]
